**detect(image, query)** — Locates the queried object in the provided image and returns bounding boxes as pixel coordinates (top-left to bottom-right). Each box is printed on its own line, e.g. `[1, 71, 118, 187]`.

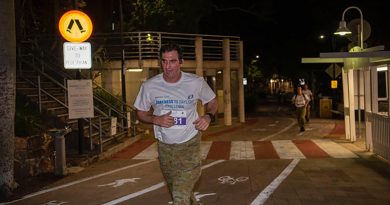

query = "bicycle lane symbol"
[218, 176, 249, 185]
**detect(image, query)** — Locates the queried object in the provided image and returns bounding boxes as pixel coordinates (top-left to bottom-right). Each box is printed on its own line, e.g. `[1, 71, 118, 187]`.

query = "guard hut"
[302, 46, 390, 161]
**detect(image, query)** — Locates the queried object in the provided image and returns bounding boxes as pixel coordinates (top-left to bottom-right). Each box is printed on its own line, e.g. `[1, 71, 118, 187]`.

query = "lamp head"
[334, 20, 352, 36]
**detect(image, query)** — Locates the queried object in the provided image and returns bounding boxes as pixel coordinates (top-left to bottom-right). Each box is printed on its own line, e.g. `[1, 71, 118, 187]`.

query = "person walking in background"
[133, 42, 218, 205]
[292, 86, 310, 132]
[302, 84, 313, 122]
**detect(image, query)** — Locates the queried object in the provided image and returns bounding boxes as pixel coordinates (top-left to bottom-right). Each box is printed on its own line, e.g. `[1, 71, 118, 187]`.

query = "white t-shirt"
[134, 72, 216, 144]
[292, 94, 309, 108]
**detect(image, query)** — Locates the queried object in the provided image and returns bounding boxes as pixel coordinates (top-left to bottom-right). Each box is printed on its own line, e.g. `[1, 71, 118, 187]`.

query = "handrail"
[92, 31, 241, 61]
[17, 42, 138, 151]
[20, 43, 134, 116]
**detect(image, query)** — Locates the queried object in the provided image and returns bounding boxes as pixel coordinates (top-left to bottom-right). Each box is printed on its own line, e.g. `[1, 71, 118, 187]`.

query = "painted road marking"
[168, 192, 217, 204]
[201, 141, 213, 159]
[253, 141, 279, 159]
[250, 159, 300, 205]
[272, 140, 306, 159]
[102, 160, 225, 205]
[117, 140, 359, 160]
[230, 141, 255, 160]
[313, 139, 358, 158]
[97, 178, 140, 188]
[42, 201, 68, 205]
[133, 143, 158, 159]
[111, 140, 154, 159]
[218, 176, 249, 185]
[293, 140, 330, 158]
[206, 141, 231, 160]
[3, 160, 155, 205]
[260, 118, 296, 141]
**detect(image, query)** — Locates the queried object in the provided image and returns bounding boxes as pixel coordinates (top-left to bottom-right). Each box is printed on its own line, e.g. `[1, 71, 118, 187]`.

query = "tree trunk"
[0, 0, 17, 199]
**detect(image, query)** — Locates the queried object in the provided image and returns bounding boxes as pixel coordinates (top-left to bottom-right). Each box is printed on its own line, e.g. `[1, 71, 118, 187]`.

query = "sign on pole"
[63, 42, 92, 69]
[58, 10, 93, 42]
[68, 80, 94, 119]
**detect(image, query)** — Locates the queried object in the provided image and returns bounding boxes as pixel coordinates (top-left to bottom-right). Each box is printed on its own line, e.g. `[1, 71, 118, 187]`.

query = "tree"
[126, 0, 212, 33]
[0, 0, 17, 199]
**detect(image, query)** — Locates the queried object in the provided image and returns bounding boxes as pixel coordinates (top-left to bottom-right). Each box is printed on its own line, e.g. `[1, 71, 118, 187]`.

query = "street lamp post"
[334, 6, 365, 140]
[334, 6, 364, 49]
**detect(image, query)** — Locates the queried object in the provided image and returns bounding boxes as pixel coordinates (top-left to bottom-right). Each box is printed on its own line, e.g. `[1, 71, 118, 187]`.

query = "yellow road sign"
[331, 80, 338, 89]
[58, 10, 93, 42]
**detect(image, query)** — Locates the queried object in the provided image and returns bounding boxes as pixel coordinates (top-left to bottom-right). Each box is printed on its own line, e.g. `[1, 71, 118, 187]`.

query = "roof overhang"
[302, 46, 390, 65]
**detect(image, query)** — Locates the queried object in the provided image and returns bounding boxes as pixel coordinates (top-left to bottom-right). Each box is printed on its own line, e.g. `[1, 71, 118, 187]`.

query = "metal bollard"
[48, 127, 72, 176]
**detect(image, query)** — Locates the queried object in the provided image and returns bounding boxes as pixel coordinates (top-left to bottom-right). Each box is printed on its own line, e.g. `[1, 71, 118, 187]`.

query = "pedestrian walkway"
[111, 139, 358, 160]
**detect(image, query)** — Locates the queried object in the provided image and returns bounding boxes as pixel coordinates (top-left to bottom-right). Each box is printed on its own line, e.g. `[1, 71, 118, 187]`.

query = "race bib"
[162, 110, 187, 129]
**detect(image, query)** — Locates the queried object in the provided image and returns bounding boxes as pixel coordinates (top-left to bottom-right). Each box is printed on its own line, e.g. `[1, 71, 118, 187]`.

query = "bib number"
[162, 110, 187, 129]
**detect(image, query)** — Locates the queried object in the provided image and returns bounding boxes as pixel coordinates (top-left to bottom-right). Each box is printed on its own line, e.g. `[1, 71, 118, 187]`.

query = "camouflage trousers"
[158, 132, 202, 205]
[296, 106, 307, 127]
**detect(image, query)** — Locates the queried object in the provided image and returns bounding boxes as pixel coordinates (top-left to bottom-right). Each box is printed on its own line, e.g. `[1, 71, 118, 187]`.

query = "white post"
[223, 38, 232, 126]
[342, 68, 357, 142]
[364, 67, 372, 151]
[195, 37, 205, 115]
[238, 41, 245, 123]
[388, 64, 390, 115]
[348, 69, 356, 142]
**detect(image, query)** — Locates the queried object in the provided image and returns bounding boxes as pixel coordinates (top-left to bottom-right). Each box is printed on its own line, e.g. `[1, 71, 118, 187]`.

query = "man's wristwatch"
[205, 112, 215, 119]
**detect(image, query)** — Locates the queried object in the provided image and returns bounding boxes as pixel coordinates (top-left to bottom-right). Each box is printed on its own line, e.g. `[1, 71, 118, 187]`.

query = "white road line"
[101, 182, 166, 205]
[260, 118, 296, 141]
[132, 141, 214, 160]
[133, 142, 158, 159]
[250, 159, 300, 205]
[230, 141, 255, 160]
[2, 160, 155, 205]
[313, 139, 358, 158]
[102, 160, 225, 205]
[272, 140, 306, 159]
[201, 141, 212, 160]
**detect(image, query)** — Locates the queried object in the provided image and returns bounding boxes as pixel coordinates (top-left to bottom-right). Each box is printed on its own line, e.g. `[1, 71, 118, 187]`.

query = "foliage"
[15, 95, 43, 137]
[125, 0, 212, 33]
[247, 59, 263, 79]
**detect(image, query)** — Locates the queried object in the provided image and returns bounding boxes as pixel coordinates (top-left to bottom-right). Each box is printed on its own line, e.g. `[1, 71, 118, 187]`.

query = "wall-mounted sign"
[331, 80, 338, 89]
[63, 42, 91, 69]
[58, 10, 93, 42]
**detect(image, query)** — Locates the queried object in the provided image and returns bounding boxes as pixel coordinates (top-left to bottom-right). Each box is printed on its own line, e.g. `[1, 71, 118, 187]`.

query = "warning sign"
[67, 80, 94, 119]
[58, 10, 93, 42]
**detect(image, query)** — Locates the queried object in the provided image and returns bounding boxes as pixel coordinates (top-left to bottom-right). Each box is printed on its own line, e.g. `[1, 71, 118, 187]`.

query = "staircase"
[16, 42, 139, 158]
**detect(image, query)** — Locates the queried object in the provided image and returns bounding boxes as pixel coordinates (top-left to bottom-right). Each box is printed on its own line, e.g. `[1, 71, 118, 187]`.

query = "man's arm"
[136, 110, 174, 128]
[193, 97, 218, 131]
[205, 97, 218, 116]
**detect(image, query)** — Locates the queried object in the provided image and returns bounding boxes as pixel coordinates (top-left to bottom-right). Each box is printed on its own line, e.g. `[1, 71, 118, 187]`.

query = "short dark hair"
[159, 42, 184, 60]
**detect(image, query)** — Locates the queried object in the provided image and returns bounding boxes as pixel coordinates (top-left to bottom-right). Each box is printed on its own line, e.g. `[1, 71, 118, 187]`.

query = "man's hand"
[154, 111, 174, 128]
[193, 115, 212, 131]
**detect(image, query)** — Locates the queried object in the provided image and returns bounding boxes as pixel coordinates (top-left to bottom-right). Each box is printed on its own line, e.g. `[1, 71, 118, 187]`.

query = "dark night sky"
[199, 0, 390, 77]
[80, 0, 389, 79]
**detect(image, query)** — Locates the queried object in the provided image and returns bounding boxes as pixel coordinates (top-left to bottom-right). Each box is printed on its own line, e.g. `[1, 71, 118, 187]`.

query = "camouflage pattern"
[296, 106, 307, 127]
[158, 132, 201, 205]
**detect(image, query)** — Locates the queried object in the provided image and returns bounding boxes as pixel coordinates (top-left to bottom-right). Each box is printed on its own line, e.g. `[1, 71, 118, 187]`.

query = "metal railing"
[366, 112, 390, 161]
[17, 42, 137, 152]
[17, 31, 241, 152]
[91, 31, 241, 62]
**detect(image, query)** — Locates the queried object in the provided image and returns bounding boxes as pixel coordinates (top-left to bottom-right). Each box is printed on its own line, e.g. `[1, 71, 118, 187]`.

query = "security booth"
[302, 46, 390, 161]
